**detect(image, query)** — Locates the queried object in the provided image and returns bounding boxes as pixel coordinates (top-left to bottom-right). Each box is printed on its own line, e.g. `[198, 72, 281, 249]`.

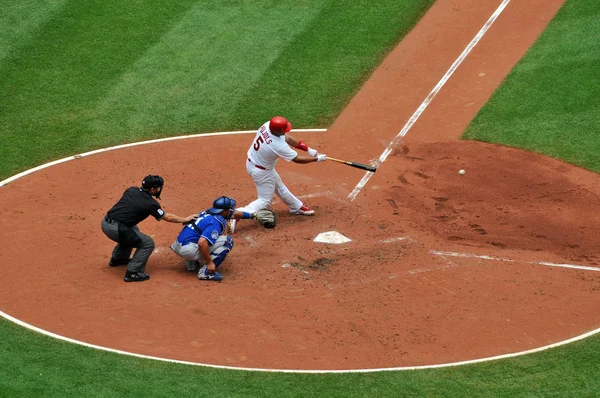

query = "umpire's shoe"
[124, 271, 150, 282]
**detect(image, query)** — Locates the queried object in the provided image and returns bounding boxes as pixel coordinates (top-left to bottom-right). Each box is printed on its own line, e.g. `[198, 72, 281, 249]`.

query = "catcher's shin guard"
[209, 235, 234, 267]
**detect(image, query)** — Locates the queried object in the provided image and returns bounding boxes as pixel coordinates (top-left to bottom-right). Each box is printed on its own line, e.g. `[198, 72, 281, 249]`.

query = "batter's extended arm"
[285, 134, 319, 156]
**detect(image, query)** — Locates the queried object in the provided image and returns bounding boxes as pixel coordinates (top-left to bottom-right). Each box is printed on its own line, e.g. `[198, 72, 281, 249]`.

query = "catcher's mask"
[141, 175, 164, 199]
[208, 196, 236, 216]
[269, 116, 292, 134]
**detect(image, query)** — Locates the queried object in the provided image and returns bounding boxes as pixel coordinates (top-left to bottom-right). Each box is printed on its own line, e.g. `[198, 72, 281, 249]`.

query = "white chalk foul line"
[348, 0, 512, 201]
[431, 250, 600, 272]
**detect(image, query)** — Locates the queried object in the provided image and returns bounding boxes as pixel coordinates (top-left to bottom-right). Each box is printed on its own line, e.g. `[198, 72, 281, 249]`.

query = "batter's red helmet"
[269, 116, 292, 133]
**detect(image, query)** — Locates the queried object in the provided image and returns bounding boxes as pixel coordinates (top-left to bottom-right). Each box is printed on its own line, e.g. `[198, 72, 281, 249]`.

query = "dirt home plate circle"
[1, 0, 599, 372]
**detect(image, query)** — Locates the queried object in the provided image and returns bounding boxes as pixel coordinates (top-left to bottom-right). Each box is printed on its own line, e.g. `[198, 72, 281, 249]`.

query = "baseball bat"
[326, 157, 377, 172]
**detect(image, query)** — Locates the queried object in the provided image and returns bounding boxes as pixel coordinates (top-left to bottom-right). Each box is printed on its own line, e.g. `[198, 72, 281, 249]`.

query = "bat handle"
[326, 156, 345, 163]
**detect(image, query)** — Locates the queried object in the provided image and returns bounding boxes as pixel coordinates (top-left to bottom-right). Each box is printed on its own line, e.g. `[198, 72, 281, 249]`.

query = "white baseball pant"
[170, 235, 233, 265]
[239, 160, 302, 213]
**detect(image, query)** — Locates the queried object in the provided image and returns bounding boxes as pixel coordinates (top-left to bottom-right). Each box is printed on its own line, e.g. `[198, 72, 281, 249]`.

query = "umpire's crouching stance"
[101, 175, 198, 282]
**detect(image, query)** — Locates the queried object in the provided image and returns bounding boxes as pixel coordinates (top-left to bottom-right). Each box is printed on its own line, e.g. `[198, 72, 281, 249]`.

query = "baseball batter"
[231, 116, 326, 232]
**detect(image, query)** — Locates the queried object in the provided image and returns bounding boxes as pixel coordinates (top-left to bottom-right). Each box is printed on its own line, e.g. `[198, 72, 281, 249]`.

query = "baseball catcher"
[170, 196, 256, 281]
[254, 209, 276, 229]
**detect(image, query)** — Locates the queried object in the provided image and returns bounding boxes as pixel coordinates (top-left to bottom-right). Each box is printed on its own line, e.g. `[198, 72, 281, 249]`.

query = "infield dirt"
[3, 0, 599, 371]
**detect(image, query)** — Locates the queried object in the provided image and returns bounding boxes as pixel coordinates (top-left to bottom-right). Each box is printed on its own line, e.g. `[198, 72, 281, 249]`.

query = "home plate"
[313, 231, 351, 244]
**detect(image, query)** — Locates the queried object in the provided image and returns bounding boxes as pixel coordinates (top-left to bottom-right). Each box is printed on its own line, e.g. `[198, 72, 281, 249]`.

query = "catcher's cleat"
[124, 271, 150, 282]
[198, 268, 223, 282]
[186, 260, 200, 272]
[229, 219, 237, 233]
[109, 257, 131, 267]
[290, 205, 314, 216]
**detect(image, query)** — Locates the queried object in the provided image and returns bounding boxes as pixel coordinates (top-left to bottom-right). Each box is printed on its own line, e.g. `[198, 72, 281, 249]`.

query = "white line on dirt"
[348, 0, 512, 201]
[296, 191, 332, 199]
[271, 190, 348, 205]
[379, 237, 408, 243]
[431, 250, 600, 272]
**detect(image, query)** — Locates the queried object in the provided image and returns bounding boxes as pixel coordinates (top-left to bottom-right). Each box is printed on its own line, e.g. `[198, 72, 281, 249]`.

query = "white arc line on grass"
[348, 0, 512, 201]
[0, 129, 326, 188]
[431, 250, 600, 272]
[2, 309, 600, 373]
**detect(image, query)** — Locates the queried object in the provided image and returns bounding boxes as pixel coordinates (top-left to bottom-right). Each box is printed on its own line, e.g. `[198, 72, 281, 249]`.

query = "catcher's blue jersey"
[176, 211, 226, 246]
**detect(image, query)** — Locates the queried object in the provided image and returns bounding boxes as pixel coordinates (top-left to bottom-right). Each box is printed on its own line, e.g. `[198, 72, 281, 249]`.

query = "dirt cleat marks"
[470, 224, 487, 235]
[386, 199, 398, 209]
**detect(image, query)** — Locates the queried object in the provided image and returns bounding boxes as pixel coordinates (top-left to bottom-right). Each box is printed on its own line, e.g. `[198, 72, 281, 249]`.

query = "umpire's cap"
[269, 116, 292, 133]
[208, 196, 236, 214]
[142, 175, 164, 189]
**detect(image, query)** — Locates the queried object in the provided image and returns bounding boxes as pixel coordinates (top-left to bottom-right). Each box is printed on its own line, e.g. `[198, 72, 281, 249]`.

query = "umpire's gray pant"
[101, 218, 155, 273]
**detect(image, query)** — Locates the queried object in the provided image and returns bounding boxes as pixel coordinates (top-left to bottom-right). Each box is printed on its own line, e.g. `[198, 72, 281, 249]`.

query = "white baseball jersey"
[246, 121, 297, 169]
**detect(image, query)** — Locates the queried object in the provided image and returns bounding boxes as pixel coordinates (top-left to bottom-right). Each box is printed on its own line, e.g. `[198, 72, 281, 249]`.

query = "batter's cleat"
[124, 271, 150, 282]
[186, 260, 200, 272]
[198, 268, 223, 282]
[290, 205, 314, 216]
[109, 257, 131, 267]
[229, 219, 237, 233]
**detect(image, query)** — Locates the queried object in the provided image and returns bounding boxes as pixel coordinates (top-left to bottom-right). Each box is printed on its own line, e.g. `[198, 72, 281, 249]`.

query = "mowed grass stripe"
[233, 0, 436, 129]
[0, 0, 198, 178]
[463, 0, 600, 172]
[0, 0, 68, 66]
[0, 0, 435, 180]
[90, 1, 325, 142]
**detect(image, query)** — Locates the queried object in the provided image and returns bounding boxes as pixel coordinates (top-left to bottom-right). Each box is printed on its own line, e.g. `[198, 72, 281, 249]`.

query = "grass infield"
[1, 0, 599, 396]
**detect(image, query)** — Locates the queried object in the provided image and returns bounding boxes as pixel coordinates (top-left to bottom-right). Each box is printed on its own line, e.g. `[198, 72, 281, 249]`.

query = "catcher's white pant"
[170, 235, 232, 266]
[239, 160, 302, 213]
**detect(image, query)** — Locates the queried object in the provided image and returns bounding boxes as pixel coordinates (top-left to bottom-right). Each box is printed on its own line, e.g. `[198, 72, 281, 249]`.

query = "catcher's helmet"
[269, 116, 292, 133]
[208, 196, 237, 214]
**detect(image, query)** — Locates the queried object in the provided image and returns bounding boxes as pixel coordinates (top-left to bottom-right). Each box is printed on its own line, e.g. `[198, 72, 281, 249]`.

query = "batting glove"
[308, 147, 318, 157]
[317, 154, 327, 162]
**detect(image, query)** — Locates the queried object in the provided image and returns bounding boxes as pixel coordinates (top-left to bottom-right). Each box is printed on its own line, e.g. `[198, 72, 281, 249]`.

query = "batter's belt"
[247, 158, 267, 170]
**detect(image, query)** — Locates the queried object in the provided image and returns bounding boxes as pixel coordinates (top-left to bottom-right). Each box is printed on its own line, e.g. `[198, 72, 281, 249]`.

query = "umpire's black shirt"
[106, 187, 165, 227]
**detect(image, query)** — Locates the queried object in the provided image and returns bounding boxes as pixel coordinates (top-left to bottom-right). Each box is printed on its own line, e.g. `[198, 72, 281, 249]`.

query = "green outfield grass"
[463, 0, 600, 172]
[1, 0, 599, 396]
[2, 319, 600, 397]
[0, 0, 433, 180]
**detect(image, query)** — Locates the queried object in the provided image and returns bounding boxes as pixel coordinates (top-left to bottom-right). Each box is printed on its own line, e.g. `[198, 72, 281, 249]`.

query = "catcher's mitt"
[254, 209, 276, 229]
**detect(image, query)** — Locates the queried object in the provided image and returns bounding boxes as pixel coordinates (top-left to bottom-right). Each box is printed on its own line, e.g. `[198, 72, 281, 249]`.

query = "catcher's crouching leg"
[209, 235, 234, 267]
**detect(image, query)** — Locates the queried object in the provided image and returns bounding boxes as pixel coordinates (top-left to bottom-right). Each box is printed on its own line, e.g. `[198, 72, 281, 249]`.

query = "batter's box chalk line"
[430, 250, 600, 272]
[379, 237, 409, 243]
